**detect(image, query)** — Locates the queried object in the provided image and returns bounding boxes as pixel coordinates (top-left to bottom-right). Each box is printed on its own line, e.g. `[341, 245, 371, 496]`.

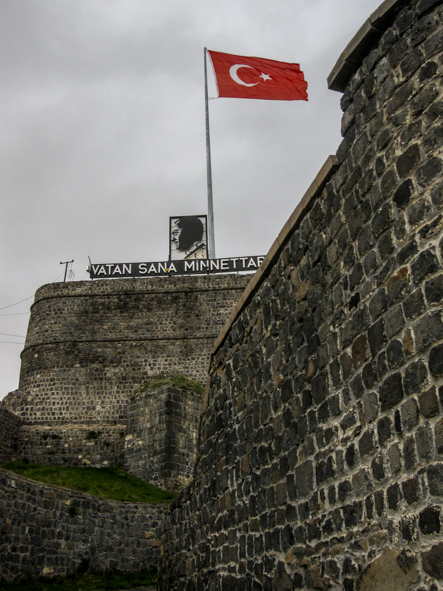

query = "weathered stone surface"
[159, 2, 443, 585]
[428, 464, 443, 496]
[422, 542, 443, 580]
[419, 506, 441, 535]
[0, 469, 166, 582]
[380, 372, 404, 411]
[356, 547, 419, 590]
[429, 343, 443, 376]
[0, 407, 22, 463]
[125, 385, 203, 492]
[2, 274, 249, 467]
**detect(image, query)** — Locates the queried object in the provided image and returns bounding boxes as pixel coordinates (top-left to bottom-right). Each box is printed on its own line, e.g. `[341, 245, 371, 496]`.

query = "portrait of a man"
[169, 215, 208, 261]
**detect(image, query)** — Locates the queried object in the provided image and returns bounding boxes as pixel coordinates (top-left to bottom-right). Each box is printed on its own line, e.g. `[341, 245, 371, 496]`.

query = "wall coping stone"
[208, 155, 339, 388]
[31, 275, 249, 307]
[328, 0, 407, 92]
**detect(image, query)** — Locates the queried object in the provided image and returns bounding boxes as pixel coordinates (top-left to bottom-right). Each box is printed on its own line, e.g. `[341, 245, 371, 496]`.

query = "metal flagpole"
[204, 47, 216, 259]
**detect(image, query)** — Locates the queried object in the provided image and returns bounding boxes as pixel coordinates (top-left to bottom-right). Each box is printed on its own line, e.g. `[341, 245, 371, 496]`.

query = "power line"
[0, 332, 25, 338]
[52, 272, 64, 282]
[0, 312, 29, 317]
[0, 264, 76, 315]
[0, 341, 24, 344]
[0, 296, 33, 311]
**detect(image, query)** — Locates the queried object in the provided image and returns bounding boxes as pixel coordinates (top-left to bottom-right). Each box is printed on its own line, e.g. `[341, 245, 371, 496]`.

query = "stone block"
[295, 461, 314, 498]
[402, 475, 421, 505]
[414, 311, 443, 352]
[396, 144, 421, 178]
[352, 335, 369, 367]
[404, 436, 418, 471]
[401, 398, 420, 431]
[416, 156, 443, 187]
[372, 202, 394, 237]
[422, 542, 443, 580]
[368, 319, 387, 357]
[419, 505, 441, 535]
[429, 343, 443, 376]
[359, 430, 376, 458]
[387, 339, 405, 368]
[416, 422, 434, 460]
[356, 547, 419, 590]
[385, 305, 406, 338]
[419, 387, 439, 417]
[388, 444, 402, 475]
[387, 482, 402, 510]
[403, 288, 426, 320]
[377, 415, 392, 446]
[428, 464, 443, 496]
[371, 454, 385, 482]
[411, 249, 440, 286]
[379, 372, 404, 411]
[386, 267, 410, 306]
[404, 359, 429, 396]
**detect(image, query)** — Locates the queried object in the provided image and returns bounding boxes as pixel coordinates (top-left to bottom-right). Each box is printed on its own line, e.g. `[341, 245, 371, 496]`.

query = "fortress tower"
[2, 274, 250, 467]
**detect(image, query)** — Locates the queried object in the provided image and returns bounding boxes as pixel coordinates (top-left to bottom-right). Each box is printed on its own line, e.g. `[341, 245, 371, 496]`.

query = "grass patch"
[1, 463, 176, 504]
[1, 570, 157, 590]
[134, 374, 204, 396]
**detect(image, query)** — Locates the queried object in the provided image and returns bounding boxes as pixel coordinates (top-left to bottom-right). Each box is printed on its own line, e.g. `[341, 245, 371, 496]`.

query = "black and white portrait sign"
[169, 215, 208, 261]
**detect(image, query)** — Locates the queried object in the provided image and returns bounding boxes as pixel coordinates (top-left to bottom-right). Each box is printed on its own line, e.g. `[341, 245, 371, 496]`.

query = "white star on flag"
[259, 73, 272, 81]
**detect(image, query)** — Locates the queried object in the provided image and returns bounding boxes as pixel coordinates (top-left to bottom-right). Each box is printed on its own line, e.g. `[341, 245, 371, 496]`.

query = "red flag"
[207, 50, 308, 101]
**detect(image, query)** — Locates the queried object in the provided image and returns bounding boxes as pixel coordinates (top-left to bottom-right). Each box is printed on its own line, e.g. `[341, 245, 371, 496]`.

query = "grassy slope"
[134, 374, 204, 395]
[0, 378, 198, 588]
[0, 464, 170, 588]
[1, 462, 176, 503]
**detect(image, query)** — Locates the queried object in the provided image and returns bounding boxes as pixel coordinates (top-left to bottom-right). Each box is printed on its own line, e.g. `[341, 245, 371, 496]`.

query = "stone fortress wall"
[0, 274, 251, 582]
[0, 406, 22, 464]
[16, 273, 249, 417]
[1, 274, 250, 468]
[0, 468, 167, 582]
[125, 384, 204, 492]
[158, 0, 443, 588]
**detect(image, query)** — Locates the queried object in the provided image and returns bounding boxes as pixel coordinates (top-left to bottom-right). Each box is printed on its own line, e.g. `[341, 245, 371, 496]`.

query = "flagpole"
[204, 47, 216, 259]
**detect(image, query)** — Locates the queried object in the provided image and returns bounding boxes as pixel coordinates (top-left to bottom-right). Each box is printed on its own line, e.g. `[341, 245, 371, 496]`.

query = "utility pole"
[60, 260, 74, 282]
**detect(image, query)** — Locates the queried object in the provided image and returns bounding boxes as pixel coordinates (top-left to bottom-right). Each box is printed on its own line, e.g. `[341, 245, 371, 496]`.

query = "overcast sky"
[1, 0, 384, 399]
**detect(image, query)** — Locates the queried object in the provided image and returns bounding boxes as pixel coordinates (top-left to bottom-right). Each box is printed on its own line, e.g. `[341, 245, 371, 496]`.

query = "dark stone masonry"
[0, 468, 166, 582]
[158, 0, 443, 588]
[1, 274, 249, 467]
[0, 383, 202, 582]
[0, 407, 22, 464]
[0, 275, 249, 582]
[17, 273, 249, 404]
[125, 385, 203, 492]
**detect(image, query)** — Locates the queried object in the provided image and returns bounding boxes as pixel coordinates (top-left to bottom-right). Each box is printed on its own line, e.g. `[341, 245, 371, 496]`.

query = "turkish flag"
[207, 50, 308, 101]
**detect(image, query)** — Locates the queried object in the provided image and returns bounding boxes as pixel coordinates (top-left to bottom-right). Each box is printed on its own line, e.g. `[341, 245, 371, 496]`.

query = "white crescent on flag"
[229, 64, 258, 87]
